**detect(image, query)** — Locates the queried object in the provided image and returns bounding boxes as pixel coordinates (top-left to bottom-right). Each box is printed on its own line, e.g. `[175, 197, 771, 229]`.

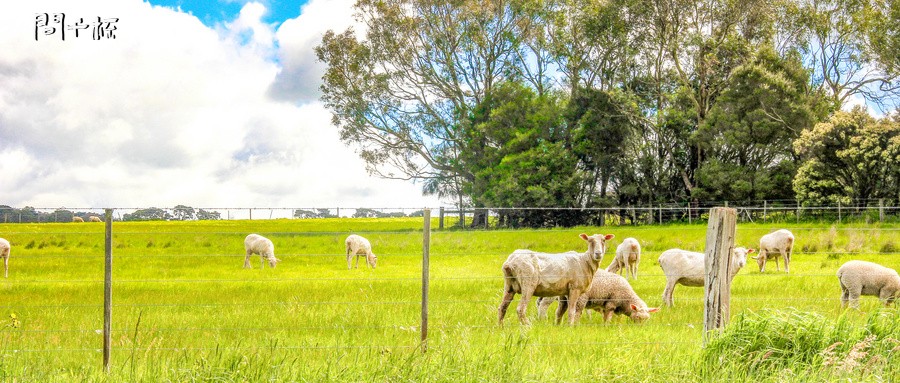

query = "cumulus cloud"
[267, 0, 357, 103]
[0, 0, 440, 210]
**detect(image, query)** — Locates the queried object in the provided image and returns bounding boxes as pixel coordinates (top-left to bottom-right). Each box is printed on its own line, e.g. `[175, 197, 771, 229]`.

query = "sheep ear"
[747, 248, 755, 254]
[647, 307, 660, 313]
[579, 233, 589, 240]
[630, 304, 638, 311]
[604, 234, 615, 240]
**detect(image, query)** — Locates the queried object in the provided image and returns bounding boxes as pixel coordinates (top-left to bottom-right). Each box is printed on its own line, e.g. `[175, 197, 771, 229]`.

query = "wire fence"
[0, 206, 898, 376]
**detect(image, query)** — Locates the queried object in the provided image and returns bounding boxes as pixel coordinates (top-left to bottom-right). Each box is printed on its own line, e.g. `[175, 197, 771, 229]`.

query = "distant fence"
[1, 199, 898, 227]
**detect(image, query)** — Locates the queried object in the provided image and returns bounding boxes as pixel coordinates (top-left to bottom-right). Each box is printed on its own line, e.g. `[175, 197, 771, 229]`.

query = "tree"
[796, 0, 900, 111]
[123, 208, 171, 221]
[172, 205, 196, 221]
[196, 209, 221, 220]
[693, 47, 826, 201]
[793, 107, 900, 204]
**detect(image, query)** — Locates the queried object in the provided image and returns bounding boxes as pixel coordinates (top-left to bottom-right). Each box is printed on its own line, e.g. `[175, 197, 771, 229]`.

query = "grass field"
[1, 218, 899, 382]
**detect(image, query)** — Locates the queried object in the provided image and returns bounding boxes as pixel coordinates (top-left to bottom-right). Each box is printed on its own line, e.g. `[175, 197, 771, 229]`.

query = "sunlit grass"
[0, 219, 898, 381]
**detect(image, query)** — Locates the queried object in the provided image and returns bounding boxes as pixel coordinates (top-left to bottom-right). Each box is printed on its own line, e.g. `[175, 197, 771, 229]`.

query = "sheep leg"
[781, 248, 790, 274]
[572, 296, 587, 323]
[758, 249, 767, 272]
[498, 290, 515, 326]
[554, 296, 569, 325]
[662, 279, 677, 307]
[785, 245, 793, 274]
[355, 254, 362, 269]
[244, 251, 253, 268]
[516, 289, 534, 326]
[536, 297, 554, 320]
[879, 288, 896, 307]
[848, 290, 861, 309]
[3, 256, 6, 278]
[566, 290, 582, 325]
[840, 283, 849, 309]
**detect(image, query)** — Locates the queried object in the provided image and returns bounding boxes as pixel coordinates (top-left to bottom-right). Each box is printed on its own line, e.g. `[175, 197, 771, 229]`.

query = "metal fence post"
[703, 207, 737, 346]
[421, 208, 431, 353]
[880, 199, 885, 222]
[838, 200, 842, 223]
[103, 208, 113, 373]
[763, 200, 767, 222]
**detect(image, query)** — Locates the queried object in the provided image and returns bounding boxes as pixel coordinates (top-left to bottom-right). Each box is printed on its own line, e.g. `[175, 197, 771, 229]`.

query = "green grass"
[0, 219, 899, 382]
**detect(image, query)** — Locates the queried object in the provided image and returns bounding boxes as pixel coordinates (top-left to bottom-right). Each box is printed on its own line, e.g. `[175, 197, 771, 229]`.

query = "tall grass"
[0, 219, 898, 381]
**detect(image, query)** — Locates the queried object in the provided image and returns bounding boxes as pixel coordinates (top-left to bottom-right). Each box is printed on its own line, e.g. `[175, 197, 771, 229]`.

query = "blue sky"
[146, 0, 309, 27]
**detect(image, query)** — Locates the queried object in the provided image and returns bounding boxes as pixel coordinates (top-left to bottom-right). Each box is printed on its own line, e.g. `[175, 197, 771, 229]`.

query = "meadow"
[1, 217, 899, 382]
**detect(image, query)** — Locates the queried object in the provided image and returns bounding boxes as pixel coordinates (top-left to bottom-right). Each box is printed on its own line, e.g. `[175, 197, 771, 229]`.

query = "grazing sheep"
[243, 234, 279, 268]
[752, 229, 795, 273]
[658, 247, 754, 307]
[574, 269, 659, 323]
[72, 216, 84, 223]
[0, 238, 9, 278]
[607, 237, 641, 280]
[89, 216, 102, 222]
[837, 260, 900, 309]
[346, 234, 377, 269]
[498, 233, 615, 326]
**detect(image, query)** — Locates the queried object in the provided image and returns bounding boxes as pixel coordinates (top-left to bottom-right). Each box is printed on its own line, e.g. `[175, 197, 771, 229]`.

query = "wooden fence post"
[703, 207, 737, 346]
[880, 199, 885, 222]
[439, 207, 444, 229]
[103, 208, 113, 373]
[763, 200, 767, 222]
[421, 209, 431, 352]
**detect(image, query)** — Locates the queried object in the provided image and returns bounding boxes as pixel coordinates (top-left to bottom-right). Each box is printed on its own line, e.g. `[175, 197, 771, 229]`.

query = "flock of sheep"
[0, 226, 897, 324]
[497, 229, 900, 326]
[242, 233, 377, 270]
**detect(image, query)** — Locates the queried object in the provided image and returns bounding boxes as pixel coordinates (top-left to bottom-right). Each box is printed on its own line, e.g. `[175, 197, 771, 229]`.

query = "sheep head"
[579, 233, 615, 262]
[629, 304, 660, 323]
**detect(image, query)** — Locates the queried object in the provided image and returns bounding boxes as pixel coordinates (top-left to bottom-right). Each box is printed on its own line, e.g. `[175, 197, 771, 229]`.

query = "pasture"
[1, 218, 899, 382]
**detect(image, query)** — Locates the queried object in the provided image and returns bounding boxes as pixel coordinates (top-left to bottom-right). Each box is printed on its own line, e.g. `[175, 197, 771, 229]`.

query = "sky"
[0, 0, 444, 212]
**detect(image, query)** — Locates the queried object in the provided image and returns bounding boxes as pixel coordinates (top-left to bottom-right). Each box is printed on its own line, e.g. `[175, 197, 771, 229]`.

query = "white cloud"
[0, 0, 441, 210]
[268, 0, 357, 103]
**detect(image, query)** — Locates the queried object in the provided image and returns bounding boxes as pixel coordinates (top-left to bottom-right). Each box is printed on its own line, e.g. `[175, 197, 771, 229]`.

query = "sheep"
[89, 216, 102, 222]
[243, 234, 279, 268]
[574, 269, 659, 323]
[658, 247, 754, 307]
[346, 234, 377, 269]
[72, 216, 84, 223]
[498, 233, 614, 326]
[0, 238, 9, 278]
[606, 237, 641, 280]
[752, 229, 795, 273]
[837, 260, 900, 309]
[538, 270, 659, 323]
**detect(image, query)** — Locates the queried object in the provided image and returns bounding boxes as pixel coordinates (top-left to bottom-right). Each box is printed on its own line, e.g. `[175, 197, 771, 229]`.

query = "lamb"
[498, 233, 614, 326]
[346, 234, 377, 269]
[89, 216, 102, 222]
[606, 237, 641, 280]
[0, 238, 9, 278]
[752, 229, 795, 273]
[658, 247, 754, 307]
[575, 269, 659, 323]
[837, 260, 900, 309]
[243, 234, 280, 268]
[72, 216, 84, 223]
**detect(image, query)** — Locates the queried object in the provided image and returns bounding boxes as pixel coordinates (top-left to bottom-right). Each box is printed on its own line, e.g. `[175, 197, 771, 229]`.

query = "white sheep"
[498, 233, 614, 326]
[837, 260, 900, 309]
[658, 247, 754, 307]
[606, 237, 641, 280]
[574, 269, 659, 323]
[89, 216, 102, 222]
[72, 216, 84, 223]
[244, 234, 279, 268]
[346, 234, 377, 269]
[0, 238, 9, 278]
[752, 229, 795, 273]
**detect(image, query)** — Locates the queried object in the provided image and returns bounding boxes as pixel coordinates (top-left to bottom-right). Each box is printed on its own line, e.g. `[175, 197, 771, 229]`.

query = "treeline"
[0, 205, 221, 223]
[317, 0, 900, 227]
[293, 208, 425, 218]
